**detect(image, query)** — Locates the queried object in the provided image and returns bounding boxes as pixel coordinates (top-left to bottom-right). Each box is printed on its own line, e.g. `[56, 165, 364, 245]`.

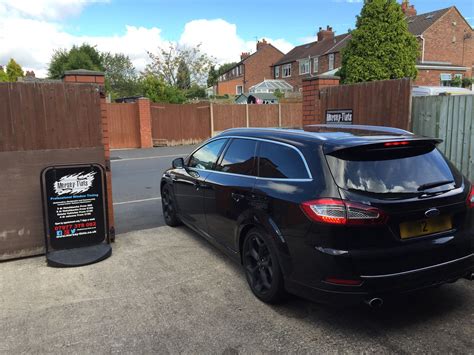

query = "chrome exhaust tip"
[365, 298, 383, 308]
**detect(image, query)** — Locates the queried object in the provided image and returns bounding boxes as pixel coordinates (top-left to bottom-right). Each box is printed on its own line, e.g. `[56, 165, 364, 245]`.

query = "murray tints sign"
[42, 165, 107, 250]
[325, 109, 353, 124]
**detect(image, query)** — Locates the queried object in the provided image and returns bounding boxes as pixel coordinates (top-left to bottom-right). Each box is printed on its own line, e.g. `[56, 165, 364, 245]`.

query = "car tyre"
[242, 228, 285, 304]
[161, 184, 181, 227]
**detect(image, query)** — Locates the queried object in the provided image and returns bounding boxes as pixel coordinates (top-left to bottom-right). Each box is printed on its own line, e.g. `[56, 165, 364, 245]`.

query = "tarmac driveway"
[1, 226, 474, 354]
[111, 145, 196, 234]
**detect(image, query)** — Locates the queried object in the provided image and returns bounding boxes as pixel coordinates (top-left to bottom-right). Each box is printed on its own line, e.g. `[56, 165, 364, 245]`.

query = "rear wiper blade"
[417, 180, 454, 191]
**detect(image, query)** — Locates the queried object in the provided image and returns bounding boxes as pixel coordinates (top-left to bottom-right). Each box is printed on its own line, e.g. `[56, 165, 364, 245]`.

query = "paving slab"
[1, 226, 473, 354]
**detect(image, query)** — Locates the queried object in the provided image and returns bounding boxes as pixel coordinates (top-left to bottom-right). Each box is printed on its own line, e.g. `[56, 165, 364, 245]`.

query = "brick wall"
[423, 7, 473, 71]
[275, 52, 342, 92]
[243, 44, 284, 91]
[302, 75, 340, 125]
[63, 72, 115, 241]
[217, 77, 244, 96]
[217, 42, 284, 95]
[137, 98, 153, 148]
[416, 68, 469, 86]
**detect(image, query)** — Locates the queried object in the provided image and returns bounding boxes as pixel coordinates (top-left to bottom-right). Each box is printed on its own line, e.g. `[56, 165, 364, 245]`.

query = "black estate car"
[161, 125, 474, 307]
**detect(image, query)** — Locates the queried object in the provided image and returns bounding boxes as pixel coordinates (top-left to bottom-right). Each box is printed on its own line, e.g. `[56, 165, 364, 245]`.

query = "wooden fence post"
[210, 102, 214, 137]
[278, 104, 282, 127]
[246, 104, 249, 127]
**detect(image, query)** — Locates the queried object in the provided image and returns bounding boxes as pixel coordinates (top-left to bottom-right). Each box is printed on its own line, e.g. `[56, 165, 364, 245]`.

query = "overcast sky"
[1, 0, 472, 78]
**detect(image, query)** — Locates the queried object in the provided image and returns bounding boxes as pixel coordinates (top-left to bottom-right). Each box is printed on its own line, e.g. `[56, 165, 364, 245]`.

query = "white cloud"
[0, 5, 294, 77]
[179, 18, 294, 64]
[0, 16, 166, 77]
[0, 0, 108, 20]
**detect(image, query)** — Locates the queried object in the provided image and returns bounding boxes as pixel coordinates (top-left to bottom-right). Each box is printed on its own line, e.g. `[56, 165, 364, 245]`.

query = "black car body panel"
[161, 125, 474, 305]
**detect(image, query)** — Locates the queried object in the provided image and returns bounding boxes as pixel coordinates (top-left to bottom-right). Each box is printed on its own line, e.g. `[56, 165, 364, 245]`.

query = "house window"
[440, 73, 452, 86]
[313, 57, 319, 73]
[282, 64, 292, 78]
[274, 66, 280, 78]
[236, 85, 243, 95]
[329, 53, 335, 71]
[299, 59, 310, 75]
[454, 74, 463, 80]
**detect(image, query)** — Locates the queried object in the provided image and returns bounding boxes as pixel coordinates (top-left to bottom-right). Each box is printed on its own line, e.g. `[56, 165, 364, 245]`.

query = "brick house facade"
[275, 2, 473, 89]
[407, 5, 474, 86]
[216, 39, 284, 96]
[271, 27, 350, 92]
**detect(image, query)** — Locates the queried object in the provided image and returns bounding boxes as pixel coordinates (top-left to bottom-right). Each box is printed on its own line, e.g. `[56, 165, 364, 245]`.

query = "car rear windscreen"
[326, 145, 458, 194]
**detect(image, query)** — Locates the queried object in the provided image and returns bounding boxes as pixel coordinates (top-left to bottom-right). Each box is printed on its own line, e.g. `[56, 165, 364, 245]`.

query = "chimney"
[317, 25, 335, 42]
[240, 52, 250, 61]
[25, 70, 36, 78]
[256, 38, 268, 51]
[401, 0, 417, 16]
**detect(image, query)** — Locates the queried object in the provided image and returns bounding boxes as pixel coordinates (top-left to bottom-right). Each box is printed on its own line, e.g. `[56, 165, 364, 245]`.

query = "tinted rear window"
[216, 138, 257, 176]
[326, 146, 457, 194]
[258, 142, 309, 179]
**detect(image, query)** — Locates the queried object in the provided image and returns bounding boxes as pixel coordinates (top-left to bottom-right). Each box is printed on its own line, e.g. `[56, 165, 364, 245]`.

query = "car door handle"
[232, 193, 245, 202]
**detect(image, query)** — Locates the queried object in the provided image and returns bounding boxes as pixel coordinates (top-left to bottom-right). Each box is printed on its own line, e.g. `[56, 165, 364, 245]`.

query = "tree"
[339, 0, 419, 84]
[101, 52, 139, 98]
[176, 59, 191, 90]
[451, 76, 462, 87]
[217, 62, 238, 76]
[462, 77, 473, 89]
[145, 43, 215, 87]
[48, 44, 104, 79]
[6, 59, 24, 82]
[0, 66, 8, 82]
[207, 65, 218, 87]
[139, 74, 186, 104]
[185, 84, 207, 100]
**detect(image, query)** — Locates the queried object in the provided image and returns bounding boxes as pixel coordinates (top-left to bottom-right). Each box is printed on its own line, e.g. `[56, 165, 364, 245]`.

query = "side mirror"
[172, 157, 185, 169]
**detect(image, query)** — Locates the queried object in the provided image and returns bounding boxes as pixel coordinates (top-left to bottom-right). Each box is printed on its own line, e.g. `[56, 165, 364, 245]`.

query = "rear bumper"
[285, 253, 474, 306]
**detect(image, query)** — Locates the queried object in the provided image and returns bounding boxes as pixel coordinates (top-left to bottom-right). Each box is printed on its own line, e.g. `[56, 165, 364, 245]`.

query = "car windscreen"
[325, 144, 459, 195]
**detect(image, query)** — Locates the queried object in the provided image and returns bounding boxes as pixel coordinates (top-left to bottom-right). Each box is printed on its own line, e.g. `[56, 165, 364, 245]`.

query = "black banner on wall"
[41, 164, 111, 266]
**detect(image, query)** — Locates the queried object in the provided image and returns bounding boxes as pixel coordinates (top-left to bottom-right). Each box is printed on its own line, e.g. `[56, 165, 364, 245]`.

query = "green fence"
[412, 95, 474, 181]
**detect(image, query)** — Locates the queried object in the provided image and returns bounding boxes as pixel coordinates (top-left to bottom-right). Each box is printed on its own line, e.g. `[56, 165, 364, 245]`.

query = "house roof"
[221, 43, 285, 75]
[249, 80, 293, 92]
[274, 6, 463, 67]
[406, 7, 451, 35]
[274, 33, 351, 66]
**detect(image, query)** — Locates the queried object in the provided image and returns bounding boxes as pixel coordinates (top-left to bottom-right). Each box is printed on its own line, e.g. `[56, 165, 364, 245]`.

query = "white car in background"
[412, 86, 474, 96]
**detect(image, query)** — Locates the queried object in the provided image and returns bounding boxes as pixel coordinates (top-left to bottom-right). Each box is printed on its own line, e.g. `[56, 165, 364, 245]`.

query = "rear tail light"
[301, 198, 387, 225]
[467, 185, 474, 209]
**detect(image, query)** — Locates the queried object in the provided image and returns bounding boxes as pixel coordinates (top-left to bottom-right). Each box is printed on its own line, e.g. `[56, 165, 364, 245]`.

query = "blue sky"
[69, 0, 474, 42]
[1, 0, 472, 77]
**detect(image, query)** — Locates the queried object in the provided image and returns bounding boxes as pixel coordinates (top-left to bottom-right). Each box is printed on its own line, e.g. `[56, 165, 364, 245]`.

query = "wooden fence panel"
[248, 105, 279, 127]
[213, 104, 246, 131]
[0, 82, 105, 260]
[412, 95, 474, 181]
[0, 82, 102, 151]
[151, 103, 211, 146]
[280, 103, 303, 127]
[320, 78, 412, 129]
[107, 103, 140, 149]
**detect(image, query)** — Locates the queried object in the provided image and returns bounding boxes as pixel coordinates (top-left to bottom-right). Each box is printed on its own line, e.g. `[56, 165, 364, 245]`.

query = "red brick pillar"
[302, 75, 340, 125]
[62, 69, 115, 241]
[137, 98, 153, 148]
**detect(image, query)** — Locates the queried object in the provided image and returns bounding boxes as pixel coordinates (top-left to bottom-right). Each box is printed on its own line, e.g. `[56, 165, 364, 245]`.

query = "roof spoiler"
[305, 124, 415, 136]
[324, 137, 443, 155]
